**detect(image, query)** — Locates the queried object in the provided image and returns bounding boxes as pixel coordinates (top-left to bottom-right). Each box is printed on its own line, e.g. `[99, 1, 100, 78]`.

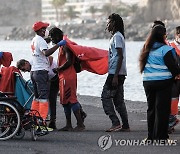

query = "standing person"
[151, 20, 171, 46]
[16, 56, 59, 129]
[152, 21, 180, 132]
[30, 21, 66, 129]
[47, 56, 59, 129]
[139, 25, 180, 142]
[168, 26, 180, 132]
[49, 27, 86, 131]
[101, 13, 130, 132]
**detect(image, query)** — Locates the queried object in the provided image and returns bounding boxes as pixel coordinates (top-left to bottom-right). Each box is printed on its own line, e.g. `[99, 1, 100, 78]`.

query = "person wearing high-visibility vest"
[139, 25, 180, 142]
[169, 26, 180, 133]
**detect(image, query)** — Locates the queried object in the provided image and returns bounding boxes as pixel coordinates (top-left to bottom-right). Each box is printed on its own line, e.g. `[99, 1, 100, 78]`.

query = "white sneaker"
[40, 126, 53, 132]
[35, 126, 53, 132]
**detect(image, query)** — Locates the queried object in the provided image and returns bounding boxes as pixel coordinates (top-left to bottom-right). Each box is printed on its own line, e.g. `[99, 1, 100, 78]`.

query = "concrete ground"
[0, 95, 180, 154]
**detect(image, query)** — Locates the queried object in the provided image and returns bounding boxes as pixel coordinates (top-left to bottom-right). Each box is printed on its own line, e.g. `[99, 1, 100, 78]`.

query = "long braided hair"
[106, 13, 125, 38]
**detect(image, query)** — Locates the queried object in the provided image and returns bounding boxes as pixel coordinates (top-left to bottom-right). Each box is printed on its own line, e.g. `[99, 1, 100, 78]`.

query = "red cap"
[32, 21, 49, 32]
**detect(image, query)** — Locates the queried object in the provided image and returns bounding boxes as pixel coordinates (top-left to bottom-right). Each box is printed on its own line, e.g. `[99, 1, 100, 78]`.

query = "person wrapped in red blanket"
[49, 27, 108, 131]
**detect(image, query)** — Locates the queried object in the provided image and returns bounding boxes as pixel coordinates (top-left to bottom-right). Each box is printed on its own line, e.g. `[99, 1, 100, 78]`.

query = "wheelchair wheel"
[13, 127, 25, 139]
[0, 101, 20, 140]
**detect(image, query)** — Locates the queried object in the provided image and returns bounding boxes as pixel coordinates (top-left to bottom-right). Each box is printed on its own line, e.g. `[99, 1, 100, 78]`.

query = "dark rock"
[2, 19, 180, 41]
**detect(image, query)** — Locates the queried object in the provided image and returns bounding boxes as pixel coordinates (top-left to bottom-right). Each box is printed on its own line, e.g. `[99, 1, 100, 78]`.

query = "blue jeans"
[63, 102, 81, 115]
[101, 74, 129, 128]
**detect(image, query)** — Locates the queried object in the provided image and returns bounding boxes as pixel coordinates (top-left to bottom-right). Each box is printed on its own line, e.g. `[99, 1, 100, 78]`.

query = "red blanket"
[0, 66, 21, 93]
[64, 36, 108, 75]
[0, 52, 13, 67]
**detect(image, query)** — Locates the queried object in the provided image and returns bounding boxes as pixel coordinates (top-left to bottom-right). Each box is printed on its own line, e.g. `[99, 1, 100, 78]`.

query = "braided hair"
[106, 13, 125, 37]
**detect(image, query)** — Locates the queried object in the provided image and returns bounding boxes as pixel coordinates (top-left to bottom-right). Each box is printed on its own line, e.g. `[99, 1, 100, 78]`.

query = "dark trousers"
[30, 70, 49, 99]
[49, 74, 59, 121]
[101, 74, 129, 128]
[171, 80, 180, 98]
[143, 79, 173, 140]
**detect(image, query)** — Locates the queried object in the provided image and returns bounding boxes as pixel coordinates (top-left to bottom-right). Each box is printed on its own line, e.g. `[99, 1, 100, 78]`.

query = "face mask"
[44, 29, 49, 38]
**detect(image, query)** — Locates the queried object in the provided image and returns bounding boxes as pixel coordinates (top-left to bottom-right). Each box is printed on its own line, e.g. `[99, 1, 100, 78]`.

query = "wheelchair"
[0, 70, 51, 141]
[0, 92, 50, 141]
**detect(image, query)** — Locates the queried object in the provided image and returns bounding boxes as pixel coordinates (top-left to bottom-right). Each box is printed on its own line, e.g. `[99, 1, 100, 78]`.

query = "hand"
[0, 51, 3, 59]
[112, 75, 118, 87]
[175, 74, 180, 80]
[57, 40, 66, 46]
[52, 68, 59, 73]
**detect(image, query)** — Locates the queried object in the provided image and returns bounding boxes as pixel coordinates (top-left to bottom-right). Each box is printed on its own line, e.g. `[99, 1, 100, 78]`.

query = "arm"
[42, 44, 59, 57]
[112, 48, 123, 87]
[42, 40, 66, 57]
[164, 51, 180, 77]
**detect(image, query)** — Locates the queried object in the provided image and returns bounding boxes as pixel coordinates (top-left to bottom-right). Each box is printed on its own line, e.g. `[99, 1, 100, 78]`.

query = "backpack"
[73, 56, 81, 73]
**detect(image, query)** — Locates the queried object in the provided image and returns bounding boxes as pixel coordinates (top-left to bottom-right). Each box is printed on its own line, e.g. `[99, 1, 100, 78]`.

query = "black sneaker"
[48, 121, 57, 129]
[119, 127, 130, 132]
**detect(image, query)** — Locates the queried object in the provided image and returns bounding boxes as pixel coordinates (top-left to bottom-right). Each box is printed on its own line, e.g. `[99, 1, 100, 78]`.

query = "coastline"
[2, 19, 180, 41]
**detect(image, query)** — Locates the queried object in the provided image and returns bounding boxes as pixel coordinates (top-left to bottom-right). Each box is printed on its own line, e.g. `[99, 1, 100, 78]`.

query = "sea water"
[0, 39, 146, 103]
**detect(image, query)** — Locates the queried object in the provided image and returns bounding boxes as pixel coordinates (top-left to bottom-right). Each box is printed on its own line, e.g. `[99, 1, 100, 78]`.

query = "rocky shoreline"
[1, 19, 180, 41]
